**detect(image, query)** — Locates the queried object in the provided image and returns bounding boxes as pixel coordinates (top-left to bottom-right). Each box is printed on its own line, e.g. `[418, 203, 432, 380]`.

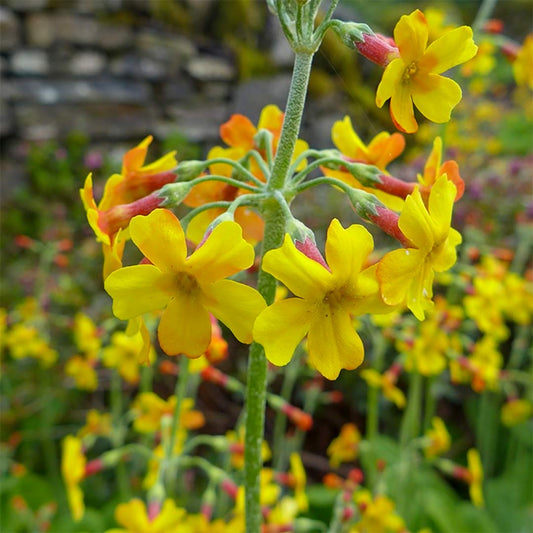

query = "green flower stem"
[167, 355, 190, 462]
[476, 391, 498, 478]
[472, 0, 499, 33]
[110, 369, 130, 498]
[246, 149, 272, 179]
[290, 156, 349, 185]
[269, 51, 314, 190]
[180, 201, 232, 228]
[205, 158, 266, 187]
[399, 371, 423, 448]
[423, 376, 436, 432]
[365, 329, 387, 442]
[272, 349, 303, 472]
[190, 174, 261, 193]
[244, 47, 315, 532]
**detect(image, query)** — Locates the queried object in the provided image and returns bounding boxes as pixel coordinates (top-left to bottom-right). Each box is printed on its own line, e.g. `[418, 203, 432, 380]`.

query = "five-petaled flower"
[376, 9, 478, 133]
[105, 209, 266, 357]
[377, 175, 462, 320]
[253, 219, 394, 380]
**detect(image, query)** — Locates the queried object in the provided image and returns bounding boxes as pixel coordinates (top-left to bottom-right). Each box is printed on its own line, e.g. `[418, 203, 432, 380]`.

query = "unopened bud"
[330, 21, 374, 50]
[158, 182, 193, 206]
[176, 160, 207, 181]
[343, 162, 382, 187]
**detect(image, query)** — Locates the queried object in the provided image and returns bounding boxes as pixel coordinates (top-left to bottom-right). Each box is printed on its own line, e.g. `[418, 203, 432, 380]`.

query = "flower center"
[175, 272, 200, 295]
[402, 61, 418, 83]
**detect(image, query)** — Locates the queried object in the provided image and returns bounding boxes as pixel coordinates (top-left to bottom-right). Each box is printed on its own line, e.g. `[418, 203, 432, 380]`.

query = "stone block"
[68, 51, 107, 76]
[0, 8, 20, 51]
[14, 103, 159, 141]
[110, 54, 167, 80]
[10, 49, 50, 75]
[4, 78, 151, 104]
[186, 55, 236, 82]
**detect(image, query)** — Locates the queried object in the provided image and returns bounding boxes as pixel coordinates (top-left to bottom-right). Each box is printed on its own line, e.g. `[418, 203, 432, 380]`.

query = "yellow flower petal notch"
[105, 209, 266, 357]
[253, 219, 394, 380]
[377, 175, 462, 320]
[376, 9, 478, 133]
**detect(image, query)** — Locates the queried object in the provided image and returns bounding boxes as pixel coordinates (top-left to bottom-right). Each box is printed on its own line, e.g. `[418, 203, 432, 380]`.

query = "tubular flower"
[376, 10, 478, 133]
[466, 449, 484, 508]
[423, 417, 451, 458]
[253, 219, 394, 380]
[377, 175, 462, 320]
[327, 423, 362, 468]
[352, 490, 406, 533]
[501, 398, 533, 427]
[325, 116, 406, 210]
[108, 498, 186, 533]
[513, 34, 533, 89]
[61, 436, 86, 522]
[418, 137, 464, 200]
[360, 367, 406, 408]
[104, 209, 266, 357]
[80, 136, 177, 278]
[102, 330, 155, 384]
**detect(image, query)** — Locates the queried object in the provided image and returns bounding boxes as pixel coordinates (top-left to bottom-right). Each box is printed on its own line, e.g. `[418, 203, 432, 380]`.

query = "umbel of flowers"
[78, 1, 477, 531]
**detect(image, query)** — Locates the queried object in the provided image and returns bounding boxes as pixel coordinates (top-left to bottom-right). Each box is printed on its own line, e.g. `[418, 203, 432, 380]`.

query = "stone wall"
[1, 0, 356, 195]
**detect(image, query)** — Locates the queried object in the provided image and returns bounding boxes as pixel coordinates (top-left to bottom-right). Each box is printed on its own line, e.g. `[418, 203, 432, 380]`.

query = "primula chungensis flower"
[324, 116, 405, 210]
[108, 498, 186, 533]
[105, 209, 266, 357]
[376, 10, 478, 133]
[418, 137, 464, 200]
[61, 436, 86, 521]
[377, 175, 462, 320]
[327, 423, 361, 468]
[423, 417, 451, 458]
[253, 219, 394, 380]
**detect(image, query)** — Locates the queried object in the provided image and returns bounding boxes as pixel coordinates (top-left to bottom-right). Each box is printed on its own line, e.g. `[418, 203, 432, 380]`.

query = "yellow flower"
[468, 335, 503, 392]
[107, 498, 186, 533]
[4, 324, 58, 367]
[325, 116, 405, 210]
[360, 368, 406, 408]
[377, 176, 462, 320]
[78, 409, 112, 438]
[132, 393, 205, 435]
[352, 490, 405, 533]
[61, 436, 86, 521]
[327, 423, 362, 468]
[105, 209, 266, 357]
[376, 10, 477, 133]
[423, 417, 450, 458]
[466, 448, 484, 507]
[253, 219, 394, 380]
[73, 312, 101, 360]
[513, 34, 533, 89]
[65, 355, 98, 391]
[501, 398, 533, 427]
[102, 330, 155, 384]
[288, 452, 308, 512]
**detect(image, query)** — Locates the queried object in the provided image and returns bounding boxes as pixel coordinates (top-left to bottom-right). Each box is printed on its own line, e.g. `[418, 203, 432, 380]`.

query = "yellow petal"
[204, 279, 266, 344]
[394, 10, 428, 64]
[377, 248, 424, 307]
[105, 265, 171, 320]
[253, 298, 315, 367]
[427, 175, 457, 239]
[412, 74, 462, 124]
[398, 187, 435, 251]
[376, 58, 404, 108]
[129, 209, 187, 272]
[307, 307, 364, 380]
[258, 104, 284, 134]
[114, 499, 151, 531]
[331, 116, 366, 158]
[421, 25, 478, 74]
[187, 221, 255, 284]
[406, 260, 434, 320]
[325, 220, 374, 288]
[262, 234, 332, 299]
[158, 291, 211, 356]
[390, 79, 418, 133]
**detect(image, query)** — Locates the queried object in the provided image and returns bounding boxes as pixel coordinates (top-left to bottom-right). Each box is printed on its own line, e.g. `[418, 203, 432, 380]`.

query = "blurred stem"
[400, 371, 423, 448]
[272, 348, 302, 472]
[423, 376, 436, 432]
[41, 371, 60, 486]
[510, 224, 533, 274]
[472, 0, 498, 33]
[476, 391, 498, 478]
[365, 331, 387, 442]
[110, 369, 130, 498]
